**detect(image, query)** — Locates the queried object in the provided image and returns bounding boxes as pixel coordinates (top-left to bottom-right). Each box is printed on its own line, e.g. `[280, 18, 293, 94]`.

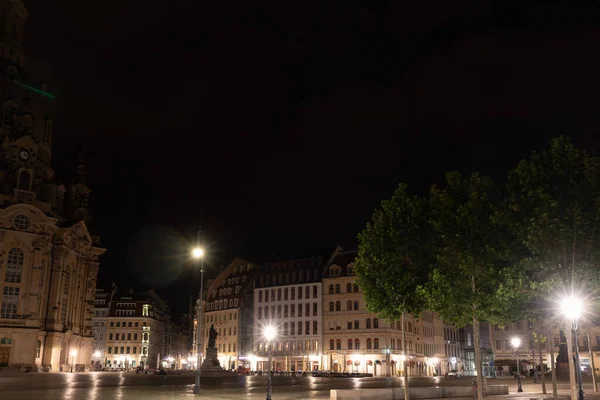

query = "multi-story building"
[322, 250, 420, 376]
[444, 323, 462, 372]
[253, 248, 339, 373]
[0, 0, 106, 371]
[101, 289, 174, 370]
[201, 258, 258, 370]
[91, 285, 117, 369]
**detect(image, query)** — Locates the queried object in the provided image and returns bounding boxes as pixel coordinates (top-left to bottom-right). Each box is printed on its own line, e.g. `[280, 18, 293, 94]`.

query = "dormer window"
[347, 264, 354, 275]
[329, 266, 341, 277]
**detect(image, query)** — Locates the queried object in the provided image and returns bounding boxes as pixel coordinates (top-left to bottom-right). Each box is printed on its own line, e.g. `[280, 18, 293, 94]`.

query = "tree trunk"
[473, 312, 483, 400]
[472, 274, 483, 400]
[546, 322, 558, 400]
[538, 322, 546, 394]
[403, 312, 409, 400]
[565, 323, 577, 400]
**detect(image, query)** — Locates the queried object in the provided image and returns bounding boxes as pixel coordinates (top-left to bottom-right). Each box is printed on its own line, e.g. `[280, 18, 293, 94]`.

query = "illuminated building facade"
[200, 258, 258, 370]
[0, 0, 106, 371]
[252, 248, 339, 372]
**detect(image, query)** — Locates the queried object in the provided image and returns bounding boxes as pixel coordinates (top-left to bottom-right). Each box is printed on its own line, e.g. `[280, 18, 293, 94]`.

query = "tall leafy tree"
[507, 136, 600, 400]
[355, 183, 434, 400]
[423, 172, 529, 400]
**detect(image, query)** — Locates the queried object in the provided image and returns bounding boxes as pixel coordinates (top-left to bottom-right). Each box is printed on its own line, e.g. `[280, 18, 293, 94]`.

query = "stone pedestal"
[202, 347, 222, 371]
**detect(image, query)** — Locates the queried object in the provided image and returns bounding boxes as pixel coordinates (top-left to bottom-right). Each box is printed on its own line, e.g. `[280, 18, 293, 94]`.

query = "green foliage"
[355, 183, 434, 321]
[422, 172, 530, 326]
[507, 136, 600, 315]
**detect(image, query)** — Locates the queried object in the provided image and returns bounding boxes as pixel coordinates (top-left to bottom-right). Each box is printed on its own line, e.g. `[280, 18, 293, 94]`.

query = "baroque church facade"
[0, 0, 105, 371]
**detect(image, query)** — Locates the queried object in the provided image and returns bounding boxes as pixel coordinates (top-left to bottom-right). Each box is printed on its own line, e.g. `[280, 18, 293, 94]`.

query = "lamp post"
[93, 351, 101, 371]
[192, 231, 205, 395]
[264, 325, 277, 400]
[70, 349, 77, 373]
[511, 337, 523, 392]
[561, 296, 585, 400]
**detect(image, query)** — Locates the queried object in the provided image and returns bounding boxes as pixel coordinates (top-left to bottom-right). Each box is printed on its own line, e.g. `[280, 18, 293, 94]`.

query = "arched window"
[348, 339, 353, 349]
[366, 318, 371, 329]
[367, 338, 372, 349]
[336, 339, 341, 350]
[347, 266, 353, 275]
[354, 301, 359, 310]
[61, 267, 70, 325]
[335, 284, 340, 294]
[17, 169, 32, 191]
[329, 302, 334, 312]
[329, 284, 334, 294]
[234, 298, 239, 307]
[347, 300, 352, 311]
[335, 301, 341, 311]
[374, 338, 379, 349]
[229, 299, 233, 307]
[5, 248, 24, 283]
[373, 318, 379, 328]
[347, 283, 352, 293]
[353, 283, 359, 292]
[355, 339, 360, 349]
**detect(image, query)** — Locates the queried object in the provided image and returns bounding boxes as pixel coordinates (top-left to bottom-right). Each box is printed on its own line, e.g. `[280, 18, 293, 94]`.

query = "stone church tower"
[0, 0, 106, 371]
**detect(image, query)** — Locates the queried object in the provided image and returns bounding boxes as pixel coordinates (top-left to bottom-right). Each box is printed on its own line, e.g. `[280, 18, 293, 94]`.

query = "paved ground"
[0, 371, 599, 400]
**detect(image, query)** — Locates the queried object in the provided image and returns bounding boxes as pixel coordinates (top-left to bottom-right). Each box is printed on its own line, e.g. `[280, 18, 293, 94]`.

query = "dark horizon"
[17, 0, 600, 314]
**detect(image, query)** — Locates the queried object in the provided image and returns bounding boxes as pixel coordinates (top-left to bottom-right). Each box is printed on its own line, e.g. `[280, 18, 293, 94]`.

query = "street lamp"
[70, 349, 77, 373]
[192, 230, 205, 395]
[264, 325, 277, 400]
[561, 296, 585, 400]
[511, 337, 523, 392]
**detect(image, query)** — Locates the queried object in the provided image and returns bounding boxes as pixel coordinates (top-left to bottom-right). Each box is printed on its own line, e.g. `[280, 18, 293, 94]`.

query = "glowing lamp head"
[70, 349, 78, 357]
[263, 325, 277, 341]
[192, 247, 204, 259]
[561, 296, 583, 320]
[431, 357, 439, 364]
[510, 337, 521, 348]
[93, 351, 101, 358]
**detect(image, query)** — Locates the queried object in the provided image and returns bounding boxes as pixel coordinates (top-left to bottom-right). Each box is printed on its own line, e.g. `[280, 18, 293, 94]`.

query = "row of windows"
[107, 346, 147, 355]
[274, 320, 318, 336]
[110, 321, 144, 328]
[327, 283, 359, 294]
[257, 339, 319, 352]
[205, 312, 237, 323]
[108, 332, 149, 341]
[218, 342, 237, 353]
[115, 310, 135, 316]
[329, 338, 380, 350]
[328, 301, 360, 312]
[207, 298, 239, 311]
[329, 318, 380, 330]
[258, 285, 318, 303]
[211, 326, 237, 337]
[258, 303, 318, 319]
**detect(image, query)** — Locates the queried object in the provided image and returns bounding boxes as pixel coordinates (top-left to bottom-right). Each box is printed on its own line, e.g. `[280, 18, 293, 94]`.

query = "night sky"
[19, 1, 600, 315]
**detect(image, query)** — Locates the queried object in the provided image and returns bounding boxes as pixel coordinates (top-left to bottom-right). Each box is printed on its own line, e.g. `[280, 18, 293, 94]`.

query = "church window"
[1, 286, 19, 319]
[13, 215, 30, 231]
[2, 103, 16, 127]
[5, 248, 24, 283]
[61, 267, 70, 325]
[17, 169, 32, 191]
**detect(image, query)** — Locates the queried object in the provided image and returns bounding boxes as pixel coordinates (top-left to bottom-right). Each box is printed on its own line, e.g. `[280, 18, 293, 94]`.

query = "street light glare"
[264, 325, 277, 341]
[561, 295, 583, 320]
[93, 351, 101, 358]
[192, 247, 204, 259]
[511, 337, 521, 348]
[70, 349, 78, 357]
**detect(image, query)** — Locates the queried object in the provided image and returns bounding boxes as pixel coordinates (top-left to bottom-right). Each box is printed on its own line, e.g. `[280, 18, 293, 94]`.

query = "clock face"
[19, 150, 30, 161]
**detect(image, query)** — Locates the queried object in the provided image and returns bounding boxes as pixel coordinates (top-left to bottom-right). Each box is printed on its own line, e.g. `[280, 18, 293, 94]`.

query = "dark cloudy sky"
[19, 1, 600, 314]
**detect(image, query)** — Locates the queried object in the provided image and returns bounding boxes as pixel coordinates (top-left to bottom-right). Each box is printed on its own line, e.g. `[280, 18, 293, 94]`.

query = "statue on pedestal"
[208, 324, 218, 349]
